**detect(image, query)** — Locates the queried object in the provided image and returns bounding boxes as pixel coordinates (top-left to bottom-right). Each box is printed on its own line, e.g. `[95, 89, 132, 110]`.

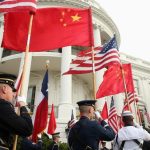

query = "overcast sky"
[97, 0, 150, 62]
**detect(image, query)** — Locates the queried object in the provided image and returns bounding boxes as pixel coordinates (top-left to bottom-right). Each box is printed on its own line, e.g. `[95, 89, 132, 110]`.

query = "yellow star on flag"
[71, 13, 81, 22]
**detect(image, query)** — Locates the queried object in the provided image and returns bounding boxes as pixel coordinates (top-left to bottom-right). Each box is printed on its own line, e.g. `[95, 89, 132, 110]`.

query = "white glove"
[17, 96, 26, 104]
[95, 111, 101, 119]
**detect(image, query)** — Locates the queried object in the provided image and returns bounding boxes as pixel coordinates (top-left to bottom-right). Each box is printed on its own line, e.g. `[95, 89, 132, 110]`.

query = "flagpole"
[12, 13, 34, 150]
[91, 46, 96, 100]
[133, 93, 139, 123]
[20, 13, 34, 96]
[120, 64, 130, 111]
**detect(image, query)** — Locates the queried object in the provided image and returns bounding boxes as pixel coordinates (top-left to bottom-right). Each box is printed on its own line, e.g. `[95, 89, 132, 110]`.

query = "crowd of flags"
[1, 0, 150, 143]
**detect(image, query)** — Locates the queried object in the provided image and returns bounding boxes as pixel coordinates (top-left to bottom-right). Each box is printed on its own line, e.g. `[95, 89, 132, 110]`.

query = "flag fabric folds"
[47, 104, 57, 135]
[2, 7, 94, 52]
[96, 64, 134, 98]
[123, 91, 139, 111]
[108, 97, 118, 133]
[101, 101, 108, 120]
[64, 36, 121, 75]
[32, 70, 48, 142]
[0, 0, 36, 13]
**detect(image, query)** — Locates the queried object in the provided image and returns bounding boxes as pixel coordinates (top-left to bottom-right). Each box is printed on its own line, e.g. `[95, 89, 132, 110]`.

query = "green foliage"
[59, 142, 69, 150]
[41, 133, 52, 150]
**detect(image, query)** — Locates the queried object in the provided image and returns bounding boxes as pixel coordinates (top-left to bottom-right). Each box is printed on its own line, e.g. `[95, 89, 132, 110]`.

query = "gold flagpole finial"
[46, 60, 50, 69]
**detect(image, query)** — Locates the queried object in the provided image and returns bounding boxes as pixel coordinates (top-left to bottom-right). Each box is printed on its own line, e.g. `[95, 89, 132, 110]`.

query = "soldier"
[113, 111, 150, 150]
[68, 100, 115, 150]
[0, 73, 33, 149]
[48, 132, 60, 150]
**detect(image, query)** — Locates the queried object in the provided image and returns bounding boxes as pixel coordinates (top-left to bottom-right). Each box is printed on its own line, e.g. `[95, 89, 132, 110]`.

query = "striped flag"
[123, 91, 139, 111]
[108, 97, 118, 133]
[0, 0, 36, 13]
[63, 36, 121, 75]
[32, 70, 48, 142]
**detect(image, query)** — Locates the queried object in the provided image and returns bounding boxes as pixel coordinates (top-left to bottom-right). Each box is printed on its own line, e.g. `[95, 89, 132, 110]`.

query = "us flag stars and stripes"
[0, 0, 36, 13]
[63, 35, 121, 75]
[123, 91, 139, 111]
[108, 97, 118, 133]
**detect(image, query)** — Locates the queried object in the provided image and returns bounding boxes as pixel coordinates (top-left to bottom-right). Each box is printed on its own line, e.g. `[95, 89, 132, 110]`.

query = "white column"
[113, 94, 124, 115]
[141, 77, 150, 111]
[93, 25, 106, 110]
[58, 46, 74, 121]
[19, 52, 32, 99]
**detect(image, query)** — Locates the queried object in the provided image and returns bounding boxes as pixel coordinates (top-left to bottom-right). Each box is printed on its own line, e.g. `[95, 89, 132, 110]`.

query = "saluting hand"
[17, 96, 27, 107]
[95, 111, 103, 122]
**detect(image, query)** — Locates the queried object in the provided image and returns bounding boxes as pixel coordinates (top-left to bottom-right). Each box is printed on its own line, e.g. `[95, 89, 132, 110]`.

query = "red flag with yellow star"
[2, 7, 94, 52]
[96, 64, 134, 98]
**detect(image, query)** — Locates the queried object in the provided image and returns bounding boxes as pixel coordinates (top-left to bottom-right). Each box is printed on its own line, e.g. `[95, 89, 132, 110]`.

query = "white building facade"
[0, 0, 150, 141]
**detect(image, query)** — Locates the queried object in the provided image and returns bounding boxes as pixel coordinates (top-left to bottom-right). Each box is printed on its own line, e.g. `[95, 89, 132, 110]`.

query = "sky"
[97, 0, 150, 62]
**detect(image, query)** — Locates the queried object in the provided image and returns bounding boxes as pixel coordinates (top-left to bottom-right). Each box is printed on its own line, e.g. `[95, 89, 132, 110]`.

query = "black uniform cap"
[52, 132, 60, 138]
[77, 100, 97, 107]
[0, 73, 17, 92]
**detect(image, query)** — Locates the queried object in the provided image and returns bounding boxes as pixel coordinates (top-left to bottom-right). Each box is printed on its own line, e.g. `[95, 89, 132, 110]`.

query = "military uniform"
[20, 137, 42, 150]
[113, 111, 150, 150]
[68, 100, 115, 150]
[0, 74, 33, 149]
[48, 132, 60, 150]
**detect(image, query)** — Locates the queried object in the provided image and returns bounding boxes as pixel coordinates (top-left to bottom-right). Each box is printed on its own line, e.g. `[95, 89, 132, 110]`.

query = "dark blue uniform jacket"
[20, 138, 42, 150]
[0, 99, 33, 148]
[68, 116, 115, 150]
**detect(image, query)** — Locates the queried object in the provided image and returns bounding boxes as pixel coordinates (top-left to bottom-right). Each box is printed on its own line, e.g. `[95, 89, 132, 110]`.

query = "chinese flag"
[2, 7, 94, 52]
[101, 101, 108, 120]
[47, 104, 56, 135]
[96, 64, 134, 98]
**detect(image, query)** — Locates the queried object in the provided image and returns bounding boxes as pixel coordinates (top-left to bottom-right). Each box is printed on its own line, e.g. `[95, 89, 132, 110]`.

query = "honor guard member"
[68, 100, 115, 150]
[48, 132, 60, 150]
[113, 111, 150, 150]
[0, 74, 33, 149]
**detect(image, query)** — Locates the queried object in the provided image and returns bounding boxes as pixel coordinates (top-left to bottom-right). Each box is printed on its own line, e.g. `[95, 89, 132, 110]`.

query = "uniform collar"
[80, 116, 89, 120]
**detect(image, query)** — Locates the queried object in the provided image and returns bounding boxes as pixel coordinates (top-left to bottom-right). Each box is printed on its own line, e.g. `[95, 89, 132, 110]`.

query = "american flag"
[123, 91, 139, 110]
[108, 97, 118, 133]
[63, 36, 121, 75]
[0, 0, 36, 13]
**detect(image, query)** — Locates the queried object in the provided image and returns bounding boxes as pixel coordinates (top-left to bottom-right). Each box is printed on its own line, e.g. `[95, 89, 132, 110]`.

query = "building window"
[27, 86, 36, 112]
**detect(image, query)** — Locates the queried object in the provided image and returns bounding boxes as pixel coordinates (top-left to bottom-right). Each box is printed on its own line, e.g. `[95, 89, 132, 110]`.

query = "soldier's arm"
[0, 102, 33, 136]
[95, 120, 116, 141]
